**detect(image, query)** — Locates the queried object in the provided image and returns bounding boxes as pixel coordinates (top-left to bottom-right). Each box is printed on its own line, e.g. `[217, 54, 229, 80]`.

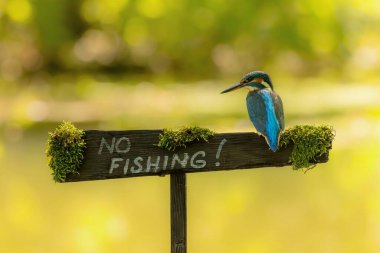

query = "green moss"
[46, 121, 86, 182]
[157, 126, 214, 151]
[280, 125, 335, 171]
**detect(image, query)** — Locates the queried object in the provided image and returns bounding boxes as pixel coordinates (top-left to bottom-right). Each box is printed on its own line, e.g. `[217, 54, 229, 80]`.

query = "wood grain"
[64, 130, 330, 182]
[171, 173, 187, 253]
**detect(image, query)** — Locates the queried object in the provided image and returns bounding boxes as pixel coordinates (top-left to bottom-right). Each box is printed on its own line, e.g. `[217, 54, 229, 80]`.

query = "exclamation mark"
[215, 138, 227, 166]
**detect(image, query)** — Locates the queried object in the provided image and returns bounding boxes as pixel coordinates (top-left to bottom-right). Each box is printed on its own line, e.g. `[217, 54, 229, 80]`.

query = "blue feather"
[259, 90, 281, 151]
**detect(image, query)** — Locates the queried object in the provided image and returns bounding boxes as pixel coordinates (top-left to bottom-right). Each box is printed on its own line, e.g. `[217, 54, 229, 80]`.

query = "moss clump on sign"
[280, 125, 335, 171]
[46, 121, 86, 182]
[157, 126, 214, 151]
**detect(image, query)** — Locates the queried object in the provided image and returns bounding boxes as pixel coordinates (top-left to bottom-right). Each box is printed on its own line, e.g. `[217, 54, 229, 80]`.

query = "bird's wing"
[246, 91, 267, 136]
[271, 91, 285, 130]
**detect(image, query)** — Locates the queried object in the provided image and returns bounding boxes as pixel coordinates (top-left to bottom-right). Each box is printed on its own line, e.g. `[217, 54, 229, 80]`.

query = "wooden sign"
[65, 130, 329, 182]
[54, 125, 332, 253]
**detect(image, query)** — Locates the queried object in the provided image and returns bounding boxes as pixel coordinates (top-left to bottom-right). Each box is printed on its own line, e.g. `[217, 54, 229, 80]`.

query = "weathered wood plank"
[65, 130, 329, 182]
[171, 173, 187, 253]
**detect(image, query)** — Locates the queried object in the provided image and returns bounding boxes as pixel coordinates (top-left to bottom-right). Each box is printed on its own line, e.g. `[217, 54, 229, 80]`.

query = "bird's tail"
[264, 134, 280, 152]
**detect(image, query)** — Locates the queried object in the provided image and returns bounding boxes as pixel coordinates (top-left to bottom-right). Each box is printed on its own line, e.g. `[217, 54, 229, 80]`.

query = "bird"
[221, 71, 285, 151]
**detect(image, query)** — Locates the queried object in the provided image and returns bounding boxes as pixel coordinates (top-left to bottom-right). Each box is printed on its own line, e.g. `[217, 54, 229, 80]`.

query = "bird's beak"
[220, 83, 245, 94]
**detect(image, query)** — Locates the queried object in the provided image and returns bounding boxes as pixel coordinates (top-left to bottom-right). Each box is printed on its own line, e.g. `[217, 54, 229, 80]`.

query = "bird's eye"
[241, 78, 248, 83]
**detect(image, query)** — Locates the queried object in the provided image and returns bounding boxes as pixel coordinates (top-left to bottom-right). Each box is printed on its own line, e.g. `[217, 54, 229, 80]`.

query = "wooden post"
[170, 173, 187, 253]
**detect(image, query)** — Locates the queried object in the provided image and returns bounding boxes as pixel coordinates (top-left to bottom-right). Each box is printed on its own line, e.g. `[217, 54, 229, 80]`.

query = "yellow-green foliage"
[157, 126, 214, 151]
[280, 125, 335, 171]
[46, 121, 86, 182]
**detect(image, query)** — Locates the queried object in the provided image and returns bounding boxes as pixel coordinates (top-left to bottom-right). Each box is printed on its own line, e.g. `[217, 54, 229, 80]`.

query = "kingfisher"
[221, 71, 285, 151]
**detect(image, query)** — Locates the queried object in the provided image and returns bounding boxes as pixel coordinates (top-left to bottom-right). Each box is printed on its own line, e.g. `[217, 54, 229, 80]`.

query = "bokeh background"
[1, 0, 380, 252]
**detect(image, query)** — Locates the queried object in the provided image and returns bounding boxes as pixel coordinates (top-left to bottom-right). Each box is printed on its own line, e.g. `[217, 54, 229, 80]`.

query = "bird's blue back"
[246, 89, 284, 151]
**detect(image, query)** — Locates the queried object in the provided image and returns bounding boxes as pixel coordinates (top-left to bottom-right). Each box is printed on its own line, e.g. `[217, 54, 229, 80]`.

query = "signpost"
[63, 129, 330, 253]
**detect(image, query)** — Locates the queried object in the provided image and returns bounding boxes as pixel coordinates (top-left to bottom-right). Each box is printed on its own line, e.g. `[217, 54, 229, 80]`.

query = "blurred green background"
[1, 0, 380, 252]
